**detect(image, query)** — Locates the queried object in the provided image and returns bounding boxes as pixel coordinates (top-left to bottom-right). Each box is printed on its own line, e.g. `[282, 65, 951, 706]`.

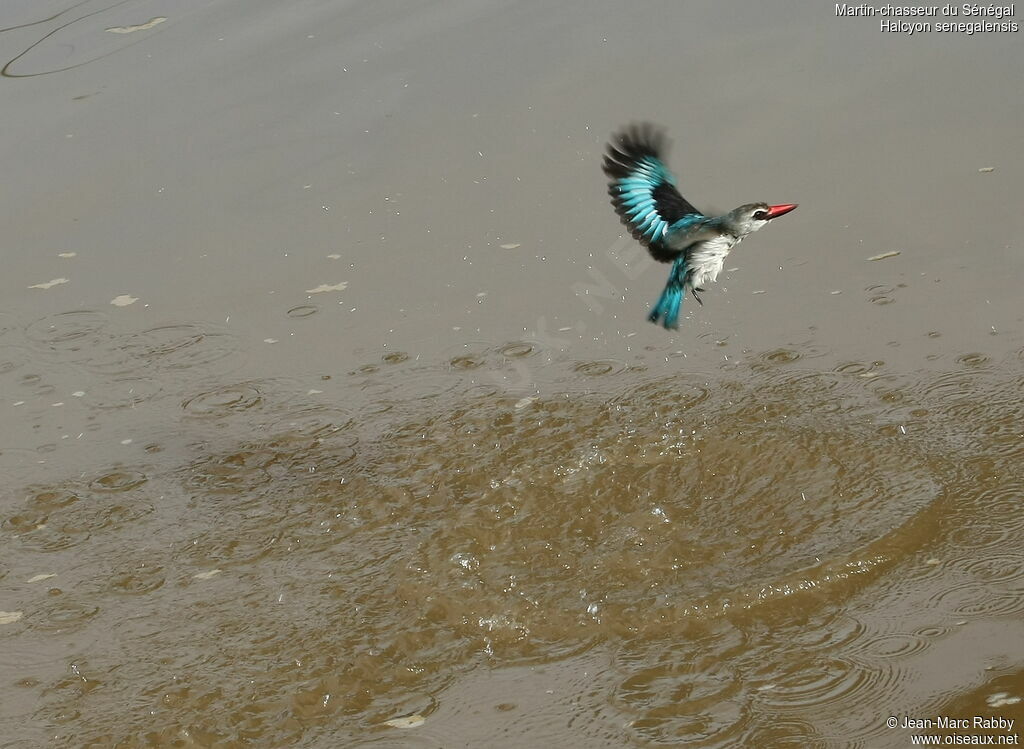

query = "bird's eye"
[753, 210, 768, 221]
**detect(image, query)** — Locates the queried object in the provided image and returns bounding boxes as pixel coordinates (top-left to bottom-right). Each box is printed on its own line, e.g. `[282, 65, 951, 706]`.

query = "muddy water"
[2, 1, 1023, 748]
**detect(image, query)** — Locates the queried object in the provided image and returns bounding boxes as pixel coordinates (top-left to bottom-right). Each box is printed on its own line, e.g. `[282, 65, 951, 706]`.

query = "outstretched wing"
[602, 123, 703, 262]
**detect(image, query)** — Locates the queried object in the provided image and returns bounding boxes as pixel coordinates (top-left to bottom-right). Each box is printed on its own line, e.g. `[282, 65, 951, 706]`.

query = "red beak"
[766, 203, 798, 220]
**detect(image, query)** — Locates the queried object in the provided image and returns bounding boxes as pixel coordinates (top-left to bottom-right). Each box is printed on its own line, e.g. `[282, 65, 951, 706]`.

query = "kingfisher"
[602, 123, 797, 329]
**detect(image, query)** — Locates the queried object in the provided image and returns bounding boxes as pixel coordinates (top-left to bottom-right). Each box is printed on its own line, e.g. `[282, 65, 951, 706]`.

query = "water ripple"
[5, 346, 1020, 746]
[182, 382, 264, 416]
[24, 310, 108, 352]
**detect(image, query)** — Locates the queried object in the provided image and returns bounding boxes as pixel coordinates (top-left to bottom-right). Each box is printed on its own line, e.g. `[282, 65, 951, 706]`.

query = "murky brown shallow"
[2, 1, 1023, 747]
[2, 333, 1022, 747]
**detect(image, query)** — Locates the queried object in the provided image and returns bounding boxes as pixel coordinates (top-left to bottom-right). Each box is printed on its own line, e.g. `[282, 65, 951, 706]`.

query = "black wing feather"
[602, 124, 702, 262]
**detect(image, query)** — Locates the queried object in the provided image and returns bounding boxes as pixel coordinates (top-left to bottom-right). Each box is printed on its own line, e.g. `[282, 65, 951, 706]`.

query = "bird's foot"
[690, 287, 704, 306]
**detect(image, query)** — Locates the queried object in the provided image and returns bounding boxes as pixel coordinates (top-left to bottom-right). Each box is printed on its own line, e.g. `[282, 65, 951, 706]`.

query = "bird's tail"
[647, 257, 688, 330]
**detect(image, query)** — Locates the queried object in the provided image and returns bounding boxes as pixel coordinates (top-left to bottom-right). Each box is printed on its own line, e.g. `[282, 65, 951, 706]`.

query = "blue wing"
[603, 124, 703, 262]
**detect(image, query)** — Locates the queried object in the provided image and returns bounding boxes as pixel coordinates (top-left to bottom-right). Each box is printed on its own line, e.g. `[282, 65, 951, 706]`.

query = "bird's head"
[726, 202, 798, 237]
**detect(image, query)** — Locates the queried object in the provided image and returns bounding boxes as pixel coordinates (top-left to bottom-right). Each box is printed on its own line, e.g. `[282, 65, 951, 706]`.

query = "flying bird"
[603, 124, 797, 329]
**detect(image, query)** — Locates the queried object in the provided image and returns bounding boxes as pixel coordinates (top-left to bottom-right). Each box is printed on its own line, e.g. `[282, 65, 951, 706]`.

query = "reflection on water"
[1, 315, 1022, 746]
[0, 0, 167, 78]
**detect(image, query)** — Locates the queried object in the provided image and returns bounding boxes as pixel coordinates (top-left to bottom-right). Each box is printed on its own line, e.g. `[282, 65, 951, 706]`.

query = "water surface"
[1, 1, 1022, 747]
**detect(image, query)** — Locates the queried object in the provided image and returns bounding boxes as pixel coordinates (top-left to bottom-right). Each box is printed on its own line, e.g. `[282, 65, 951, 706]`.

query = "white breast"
[687, 235, 738, 289]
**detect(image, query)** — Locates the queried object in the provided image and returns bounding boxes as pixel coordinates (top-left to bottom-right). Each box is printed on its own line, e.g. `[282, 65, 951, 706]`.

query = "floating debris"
[500, 243, 521, 250]
[0, 611, 23, 625]
[106, 17, 166, 33]
[58, 252, 77, 258]
[28, 277, 69, 290]
[305, 282, 349, 294]
[515, 396, 537, 409]
[326, 253, 342, 260]
[867, 251, 901, 262]
[110, 295, 138, 307]
[194, 569, 222, 580]
[978, 167, 995, 173]
[26, 573, 57, 583]
[383, 714, 425, 729]
[830, 290, 842, 295]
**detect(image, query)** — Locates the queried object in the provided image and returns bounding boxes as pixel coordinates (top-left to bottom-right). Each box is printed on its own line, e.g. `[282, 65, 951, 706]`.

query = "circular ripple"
[915, 371, 977, 402]
[742, 718, 826, 749]
[853, 632, 931, 659]
[106, 566, 166, 596]
[4, 488, 91, 551]
[90, 502, 155, 532]
[788, 614, 867, 654]
[28, 600, 100, 633]
[464, 383, 502, 399]
[182, 383, 263, 416]
[953, 554, 1024, 584]
[186, 449, 275, 494]
[944, 521, 1016, 552]
[27, 488, 81, 511]
[955, 593, 1024, 618]
[448, 353, 486, 370]
[265, 405, 356, 442]
[928, 580, 1024, 619]
[833, 361, 876, 376]
[16, 526, 90, 552]
[790, 343, 831, 361]
[755, 348, 802, 367]
[286, 305, 319, 318]
[955, 352, 990, 368]
[944, 485, 1024, 551]
[913, 624, 952, 640]
[573, 359, 627, 376]
[24, 311, 108, 351]
[496, 342, 538, 359]
[757, 658, 882, 711]
[866, 284, 896, 305]
[610, 378, 711, 413]
[124, 324, 240, 372]
[2, 511, 48, 535]
[88, 470, 147, 493]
